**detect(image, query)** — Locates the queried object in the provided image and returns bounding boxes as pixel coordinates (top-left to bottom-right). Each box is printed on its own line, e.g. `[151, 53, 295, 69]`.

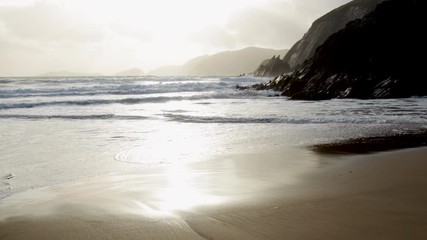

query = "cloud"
[0, 1, 153, 75]
[192, 25, 238, 49]
[194, 0, 351, 50]
[0, 1, 101, 75]
[0, 1, 105, 42]
[226, 4, 307, 48]
[0, 0, 352, 76]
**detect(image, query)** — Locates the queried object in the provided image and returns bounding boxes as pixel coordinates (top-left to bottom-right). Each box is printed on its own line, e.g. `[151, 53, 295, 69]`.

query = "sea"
[1, 76, 427, 200]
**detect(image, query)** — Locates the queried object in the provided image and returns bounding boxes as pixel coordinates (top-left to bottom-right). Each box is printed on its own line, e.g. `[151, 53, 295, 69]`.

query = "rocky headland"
[253, 55, 291, 77]
[243, 0, 425, 100]
[253, 0, 385, 77]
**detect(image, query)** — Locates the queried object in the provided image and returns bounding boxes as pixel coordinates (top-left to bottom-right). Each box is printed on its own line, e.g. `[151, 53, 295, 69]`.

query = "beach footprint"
[3, 173, 15, 180]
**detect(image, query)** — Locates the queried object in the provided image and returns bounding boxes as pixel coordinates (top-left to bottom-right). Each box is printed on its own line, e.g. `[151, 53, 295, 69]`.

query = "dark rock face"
[252, 0, 384, 77]
[253, 56, 291, 77]
[283, 0, 384, 70]
[247, 0, 425, 100]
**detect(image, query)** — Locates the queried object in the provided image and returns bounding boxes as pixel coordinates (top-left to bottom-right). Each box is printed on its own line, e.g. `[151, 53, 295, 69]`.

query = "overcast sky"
[0, 0, 351, 76]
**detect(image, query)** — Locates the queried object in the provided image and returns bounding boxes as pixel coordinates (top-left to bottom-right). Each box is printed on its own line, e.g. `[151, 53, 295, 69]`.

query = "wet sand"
[1, 147, 427, 239]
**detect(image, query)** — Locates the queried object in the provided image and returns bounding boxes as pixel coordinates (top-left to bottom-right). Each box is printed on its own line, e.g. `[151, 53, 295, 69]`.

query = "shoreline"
[1, 146, 427, 239]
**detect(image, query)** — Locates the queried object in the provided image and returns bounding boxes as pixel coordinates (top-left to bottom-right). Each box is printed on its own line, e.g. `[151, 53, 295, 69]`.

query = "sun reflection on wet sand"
[0, 144, 320, 221]
[155, 165, 224, 213]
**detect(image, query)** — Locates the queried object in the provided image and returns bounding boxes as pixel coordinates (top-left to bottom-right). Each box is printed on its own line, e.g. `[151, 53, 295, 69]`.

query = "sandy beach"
[1, 146, 426, 240]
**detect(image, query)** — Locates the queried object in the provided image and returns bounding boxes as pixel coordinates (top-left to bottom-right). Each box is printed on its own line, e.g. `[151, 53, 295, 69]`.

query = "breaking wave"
[0, 114, 150, 120]
[0, 76, 260, 99]
[0, 92, 266, 110]
[163, 113, 427, 125]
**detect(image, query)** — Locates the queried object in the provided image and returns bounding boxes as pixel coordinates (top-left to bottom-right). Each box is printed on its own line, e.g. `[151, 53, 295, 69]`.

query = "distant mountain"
[39, 71, 101, 77]
[114, 68, 144, 76]
[149, 47, 288, 76]
[246, 0, 425, 100]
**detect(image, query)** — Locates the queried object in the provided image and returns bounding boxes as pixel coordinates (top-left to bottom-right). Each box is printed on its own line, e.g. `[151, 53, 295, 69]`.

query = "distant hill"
[149, 47, 288, 76]
[114, 68, 144, 76]
[39, 71, 101, 77]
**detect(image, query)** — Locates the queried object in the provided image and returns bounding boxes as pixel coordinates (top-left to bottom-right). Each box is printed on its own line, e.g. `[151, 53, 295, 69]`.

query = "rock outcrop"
[244, 0, 425, 100]
[283, 0, 385, 70]
[252, 0, 384, 77]
[253, 55, 291, 77]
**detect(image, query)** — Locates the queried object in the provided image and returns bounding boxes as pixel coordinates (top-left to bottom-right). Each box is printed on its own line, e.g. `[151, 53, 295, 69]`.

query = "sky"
[0, 0, 351, 76]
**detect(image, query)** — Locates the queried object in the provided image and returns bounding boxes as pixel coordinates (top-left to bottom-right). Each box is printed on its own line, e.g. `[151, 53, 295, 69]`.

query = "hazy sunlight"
[0, 0, 351, 76]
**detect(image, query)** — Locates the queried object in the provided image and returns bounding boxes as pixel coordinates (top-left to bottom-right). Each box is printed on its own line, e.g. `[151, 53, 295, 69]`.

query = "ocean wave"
[2, 112, 422, 124]
[0, 80, 13, 84]
[0, 76, 262, 99]
[0, 85, 202, 98]
[163, 113, 427, 125]
[0, 114, 150, 120]
[0, 91, 267, 110]
[163, 113, 281, 123]
[0, 96, 173, 109]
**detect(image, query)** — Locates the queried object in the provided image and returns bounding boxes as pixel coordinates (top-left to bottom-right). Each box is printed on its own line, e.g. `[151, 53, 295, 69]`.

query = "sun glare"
[55, 0, 266, 68]
[0, 0, 298, 75]
[157, 165, 224, 212]
[61, 0, 261, 34]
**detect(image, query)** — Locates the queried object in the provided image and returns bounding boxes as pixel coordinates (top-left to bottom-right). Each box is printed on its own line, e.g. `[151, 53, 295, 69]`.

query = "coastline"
[1, 146, 427, 239]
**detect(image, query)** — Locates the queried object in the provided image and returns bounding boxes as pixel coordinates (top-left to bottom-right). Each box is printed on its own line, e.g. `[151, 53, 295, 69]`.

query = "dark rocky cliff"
[253, 0, 384, 77]
[284, 0, 385, 70]
[244, 0, 425, 100]
[253, 55, 290, 77]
